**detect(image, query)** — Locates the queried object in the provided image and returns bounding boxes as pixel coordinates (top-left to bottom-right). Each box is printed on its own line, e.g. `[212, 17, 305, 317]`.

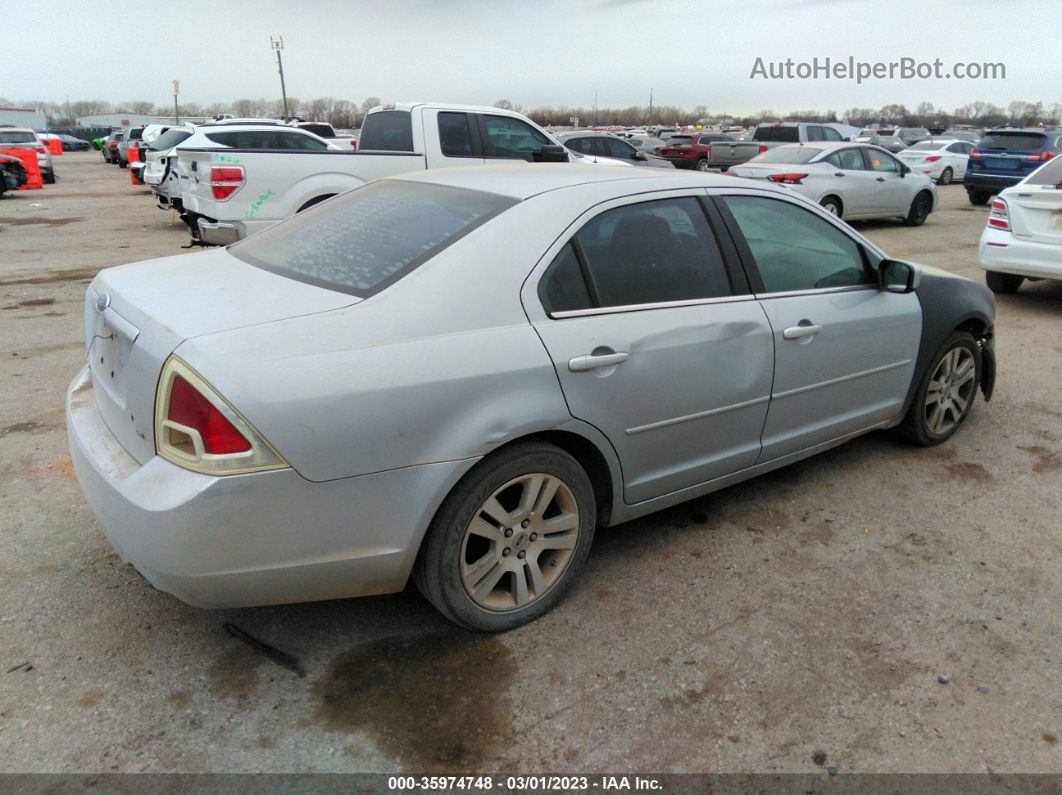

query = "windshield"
[750, 146, 820, 164]
[1025, 157, 1062, 186]
[231, 180, 517, 297]
[0, 131, 37, 144]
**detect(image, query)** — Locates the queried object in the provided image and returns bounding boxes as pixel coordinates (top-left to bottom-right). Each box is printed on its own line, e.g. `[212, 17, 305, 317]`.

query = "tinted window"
[358, 110, 415, 152]
[754, 126, 799, 142]
[231, 180, 515, 297]
[277, 132, 329, 150]
[299, 123, 335, 138]
[946, 143, 966, 154]
[828, 148, 866, 170]
[667, 136, 693, 145]
[204, 130, 284, 148]
[807, 126, 825, 142]
[564, 137, 596, 155]
[602, 137, 637, 159]
[1025, 157, 1062, 186]
[570, 197, 732, 308]
[978, 132, 1046, 151]
[149, 129, 192, 151]
[540, 243, 592, 313]
[866, 149, 900, 172]
[0, 131, 36, 143]
[480, 115, 549, 161]
[438, 112, 475, 157]
[128, 128, 144, 141]
[822, 127, 843, 141]
[723, 196, 871, 293]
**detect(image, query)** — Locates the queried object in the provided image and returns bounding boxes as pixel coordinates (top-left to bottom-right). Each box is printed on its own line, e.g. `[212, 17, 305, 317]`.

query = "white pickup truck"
[176, 102, 629, 245]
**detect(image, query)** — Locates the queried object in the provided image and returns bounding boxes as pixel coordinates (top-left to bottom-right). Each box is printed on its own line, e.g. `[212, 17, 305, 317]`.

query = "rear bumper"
[964, 172, 1023, 192]
[197, 218, 241, 246]
[66, 366, 475, 608]
[978, 227, 1062, 281]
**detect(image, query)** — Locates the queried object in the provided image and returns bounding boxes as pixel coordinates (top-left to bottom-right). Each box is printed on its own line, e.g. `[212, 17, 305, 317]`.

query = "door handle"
[568, 351, 629, 372]
[783, 322, 822, 340]
[876, 176, 885, 182]
[834, 172, 845, 177]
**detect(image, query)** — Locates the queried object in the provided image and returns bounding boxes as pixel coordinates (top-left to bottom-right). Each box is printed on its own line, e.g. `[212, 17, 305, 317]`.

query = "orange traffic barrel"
[128, 144, 141, 185]
[0, 148, 43, 189]
[44, 137, 63, 156]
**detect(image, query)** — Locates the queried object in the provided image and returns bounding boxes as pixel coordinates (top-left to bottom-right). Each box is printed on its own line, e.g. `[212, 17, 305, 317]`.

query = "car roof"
[392, 163, 761, 200]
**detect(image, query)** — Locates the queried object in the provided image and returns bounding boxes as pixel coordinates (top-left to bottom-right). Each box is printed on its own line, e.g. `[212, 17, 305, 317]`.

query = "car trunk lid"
[1005, 185, 1062, 245]
[84, 248, 359, 464]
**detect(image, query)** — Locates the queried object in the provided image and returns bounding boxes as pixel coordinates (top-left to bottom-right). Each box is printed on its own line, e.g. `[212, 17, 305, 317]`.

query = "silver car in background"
[729, 142, 938, 225]
[67, 166, 994, 631]
[556, 131, 674, 167]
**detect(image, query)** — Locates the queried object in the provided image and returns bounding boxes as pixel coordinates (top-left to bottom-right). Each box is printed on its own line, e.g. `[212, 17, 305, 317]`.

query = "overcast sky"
[2, 0, 1057, 114]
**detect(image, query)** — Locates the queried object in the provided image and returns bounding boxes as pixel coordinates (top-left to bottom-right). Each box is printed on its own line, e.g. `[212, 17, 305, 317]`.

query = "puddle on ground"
[313, 632, 516, 771]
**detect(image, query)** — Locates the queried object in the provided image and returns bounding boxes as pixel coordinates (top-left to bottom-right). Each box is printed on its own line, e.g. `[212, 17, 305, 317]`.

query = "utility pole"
[594, 90, 598, 127]
[270, 36, 289, 118]
[648, 89, 653, 126]
[173, 80, 180, 125]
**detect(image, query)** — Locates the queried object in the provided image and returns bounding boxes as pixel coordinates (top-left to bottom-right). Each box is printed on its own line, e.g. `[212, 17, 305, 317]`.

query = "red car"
[659, 132, 764, 171]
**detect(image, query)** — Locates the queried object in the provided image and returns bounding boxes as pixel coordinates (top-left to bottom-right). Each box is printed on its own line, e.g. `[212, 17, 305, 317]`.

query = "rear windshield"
[129, 128, 144, 140]
[754, 126, 799, 142]
[148, 129, 193, 150]
[358, 111, 414, 152]
[907, 142, 945, 151]
[230, 180, 517, 297]
[667, 136, 692, 145]
[978, 132, 1046, 151]
[751, 145, 819, 164]
[0, 131, 36, 144]
[1025, 157, 1062, 186]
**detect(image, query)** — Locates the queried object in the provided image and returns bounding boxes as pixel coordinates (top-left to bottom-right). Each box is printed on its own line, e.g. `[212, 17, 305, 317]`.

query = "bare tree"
[494, 99, 513, 110]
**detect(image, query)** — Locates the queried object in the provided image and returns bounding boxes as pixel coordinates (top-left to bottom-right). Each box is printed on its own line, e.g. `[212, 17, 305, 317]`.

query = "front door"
[718, 192, 922, 460]
[527, 193, 775, 504]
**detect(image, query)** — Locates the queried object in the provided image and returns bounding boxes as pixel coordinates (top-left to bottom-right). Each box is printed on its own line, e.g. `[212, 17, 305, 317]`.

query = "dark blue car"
[965, 129, 1062, 205]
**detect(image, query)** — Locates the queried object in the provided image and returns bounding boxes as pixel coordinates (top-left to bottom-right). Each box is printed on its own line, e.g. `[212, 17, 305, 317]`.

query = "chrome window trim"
[550, 293, 756, 319]
[753, 284, 878, 300]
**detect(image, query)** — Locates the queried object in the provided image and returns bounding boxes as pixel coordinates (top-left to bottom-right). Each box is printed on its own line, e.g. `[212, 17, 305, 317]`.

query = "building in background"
[74, 112, 211, 128]
[0, 106, 48, 128]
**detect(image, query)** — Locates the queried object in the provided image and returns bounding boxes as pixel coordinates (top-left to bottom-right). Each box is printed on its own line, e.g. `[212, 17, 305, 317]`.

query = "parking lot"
[0, 151, 1059, 774]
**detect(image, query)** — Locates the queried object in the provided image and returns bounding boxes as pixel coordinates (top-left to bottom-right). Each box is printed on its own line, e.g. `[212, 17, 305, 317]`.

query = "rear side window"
[358, 111, 415, 152]
[0, 132, 36, 143]
[540, 197, 733, 313]
[230, 180, 516, 297]
[150, 129, 192, 150]
[129, 128, 144, 141]
[438, 112, 476, 157]
[978, 132, 1046, 151]
[723, 196, 871, 293]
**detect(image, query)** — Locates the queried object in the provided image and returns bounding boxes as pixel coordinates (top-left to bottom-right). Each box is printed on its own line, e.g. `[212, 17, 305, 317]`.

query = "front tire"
[937, 167, 953, 185]
[897, 331, 980, 446]
[414, 441, 596, 632]
[695, 158, 711, 172]
[985, 271, 1024, 294]
[903, 191, 932, 226]
[43, 171, 55, 184]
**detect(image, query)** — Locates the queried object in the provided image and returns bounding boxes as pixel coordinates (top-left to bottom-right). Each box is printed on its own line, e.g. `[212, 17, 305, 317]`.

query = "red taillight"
[168, 374, 251, 454]
[988, 198, 1010, 231]
[209, 165, 244, 200]
[969, 149, 983, 160]
[1025, 150, 1056, 162]
[767, 172, 808, 185]
[758, 145, 768, 154]
[924, 155, 942, 162]
[35, 145, 46, 154]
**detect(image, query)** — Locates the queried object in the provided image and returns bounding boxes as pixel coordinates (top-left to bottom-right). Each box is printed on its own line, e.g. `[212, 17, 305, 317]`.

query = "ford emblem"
[95, 293, 111, 313]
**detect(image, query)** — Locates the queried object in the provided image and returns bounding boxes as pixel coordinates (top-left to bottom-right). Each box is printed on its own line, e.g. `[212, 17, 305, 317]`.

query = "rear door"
[716, 191, 921, 461]
[423, 109, 486, 168]
[526, 191, 775, 504]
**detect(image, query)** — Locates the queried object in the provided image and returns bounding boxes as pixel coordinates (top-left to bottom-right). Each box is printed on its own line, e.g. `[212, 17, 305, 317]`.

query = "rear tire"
[903, 191, 932, 226]
[937, 167, 953, 185]
[43, 171, 55, 184]
[985, 271, 1023, 294]
[414, 441, 596, 632]
[967, 189, 990, 206]
[695, 158, 711, 172]
[896, 331, 980, 446]
[819, 196, 842, 217]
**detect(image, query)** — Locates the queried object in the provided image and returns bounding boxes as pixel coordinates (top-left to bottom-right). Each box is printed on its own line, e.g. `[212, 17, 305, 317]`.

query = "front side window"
[231, 180, 516, 297]
[540, 197, 733, 312]
[866, 149, 900, 172]
[722, 195, 871, 293]
[822, 127, 843, 141]
[438, 112, 475, 157]
[479, 115, 549, 161]
[602, 137, 637, 160]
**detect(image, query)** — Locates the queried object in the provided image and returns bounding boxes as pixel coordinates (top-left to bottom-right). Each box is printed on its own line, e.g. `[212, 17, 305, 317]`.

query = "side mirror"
[879, 259, 919, 293]
[540, 144, 569, 163]
[633, 151, 647, 161]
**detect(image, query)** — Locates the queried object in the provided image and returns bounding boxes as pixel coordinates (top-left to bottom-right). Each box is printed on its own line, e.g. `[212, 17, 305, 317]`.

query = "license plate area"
[89, 312, 135, 410]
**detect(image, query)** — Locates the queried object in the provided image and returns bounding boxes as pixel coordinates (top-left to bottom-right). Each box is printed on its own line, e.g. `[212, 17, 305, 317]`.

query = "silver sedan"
[67, 166, 995, 631]
[729, 142, 938, 225]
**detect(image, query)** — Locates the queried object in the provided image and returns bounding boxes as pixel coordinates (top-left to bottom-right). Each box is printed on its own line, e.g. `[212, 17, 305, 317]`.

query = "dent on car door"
[716, 193, 921, 461]
[526, 193, 774, 505]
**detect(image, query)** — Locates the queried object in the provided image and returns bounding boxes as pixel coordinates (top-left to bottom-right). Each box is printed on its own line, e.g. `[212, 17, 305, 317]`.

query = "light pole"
[173, 80, 179, 125]
[270, 36, 289, 118]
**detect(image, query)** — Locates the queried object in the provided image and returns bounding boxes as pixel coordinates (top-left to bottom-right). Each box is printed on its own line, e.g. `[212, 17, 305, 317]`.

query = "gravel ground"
[0, 152, 1058, 774]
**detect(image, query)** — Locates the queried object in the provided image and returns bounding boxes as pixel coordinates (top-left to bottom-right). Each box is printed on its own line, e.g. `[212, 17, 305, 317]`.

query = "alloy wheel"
[924, 347, 976, 435]
[460, 473, 580, 612]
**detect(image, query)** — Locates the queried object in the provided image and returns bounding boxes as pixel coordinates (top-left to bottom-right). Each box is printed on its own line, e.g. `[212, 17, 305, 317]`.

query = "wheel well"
[515, 431, 615, 526]
[297, 194, 336, 213]
[955, 317, 991, 341]
[821, 195, 843, 214]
